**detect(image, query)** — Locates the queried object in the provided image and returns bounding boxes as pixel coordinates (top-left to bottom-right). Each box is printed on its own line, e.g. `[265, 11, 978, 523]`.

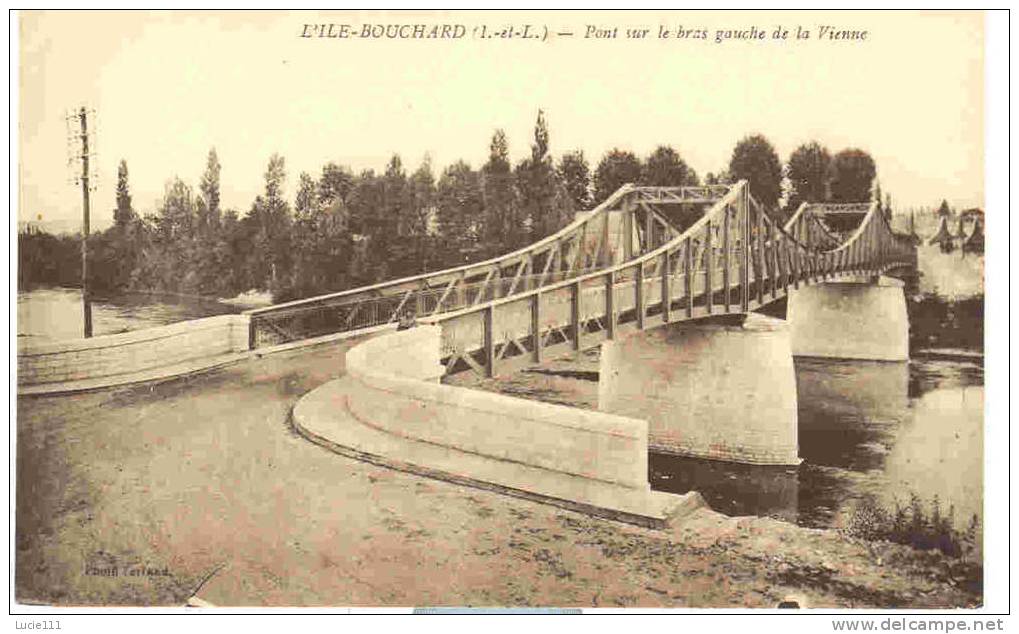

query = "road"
[15, 338, 978, 608]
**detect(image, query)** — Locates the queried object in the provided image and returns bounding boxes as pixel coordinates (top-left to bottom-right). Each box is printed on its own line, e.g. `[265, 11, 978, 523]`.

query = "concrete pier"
[787, 275, 909, 361]
[598, 314, 800, 466]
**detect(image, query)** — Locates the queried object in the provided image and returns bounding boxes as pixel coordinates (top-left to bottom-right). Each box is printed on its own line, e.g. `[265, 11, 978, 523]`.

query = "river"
[650, 356, 983, 530]
[18, 277, 984, 532]
[16, 287, 241, 343]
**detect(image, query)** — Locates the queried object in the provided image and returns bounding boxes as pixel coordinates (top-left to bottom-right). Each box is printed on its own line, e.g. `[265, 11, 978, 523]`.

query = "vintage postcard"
[11, 8, 1004, 621]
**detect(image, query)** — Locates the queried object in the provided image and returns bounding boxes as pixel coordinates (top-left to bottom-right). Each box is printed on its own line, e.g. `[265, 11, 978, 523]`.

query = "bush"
[844, 493, 980, 558]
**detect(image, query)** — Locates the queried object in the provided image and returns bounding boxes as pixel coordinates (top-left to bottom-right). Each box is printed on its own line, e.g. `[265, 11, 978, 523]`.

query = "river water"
[16, 286, 240, 343]
[650, 356, 983, 530]
[18, 283, 984, 532]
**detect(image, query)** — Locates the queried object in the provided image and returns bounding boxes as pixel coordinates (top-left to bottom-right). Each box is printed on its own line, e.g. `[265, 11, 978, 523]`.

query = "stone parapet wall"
[345, 325, 651, 490]
[17, 314, 251, 386]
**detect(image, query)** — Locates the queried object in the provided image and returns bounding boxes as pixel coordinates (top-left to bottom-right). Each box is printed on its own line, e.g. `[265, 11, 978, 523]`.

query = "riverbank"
[16, 287, 269, 344]
[16, 339, 979, 608]
[98, 288, 273, 309]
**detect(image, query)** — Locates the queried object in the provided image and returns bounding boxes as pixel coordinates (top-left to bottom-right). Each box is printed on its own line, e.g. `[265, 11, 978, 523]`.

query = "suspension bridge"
[245, 180, 916, 376]
[276, 180, 917, 525]
[18, 180, 919, 525]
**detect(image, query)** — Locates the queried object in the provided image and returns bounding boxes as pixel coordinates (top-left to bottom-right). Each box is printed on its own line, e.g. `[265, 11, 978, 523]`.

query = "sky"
[18, 10, 985, 231]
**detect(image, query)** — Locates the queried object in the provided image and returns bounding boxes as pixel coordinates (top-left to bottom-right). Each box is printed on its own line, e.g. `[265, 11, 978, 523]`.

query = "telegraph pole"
[76, 107, 93, 338]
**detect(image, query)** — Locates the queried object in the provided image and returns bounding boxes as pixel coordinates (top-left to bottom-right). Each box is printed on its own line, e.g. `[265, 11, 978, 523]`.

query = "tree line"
[18, 113, 881, 302]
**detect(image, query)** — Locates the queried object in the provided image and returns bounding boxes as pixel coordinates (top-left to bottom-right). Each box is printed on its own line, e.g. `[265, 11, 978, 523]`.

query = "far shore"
[18, 285, 275, 310]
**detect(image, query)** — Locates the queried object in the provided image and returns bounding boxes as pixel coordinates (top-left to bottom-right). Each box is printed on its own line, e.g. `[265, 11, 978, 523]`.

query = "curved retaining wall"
[17, 314, 251, 387]
[344, 325, 651, 490]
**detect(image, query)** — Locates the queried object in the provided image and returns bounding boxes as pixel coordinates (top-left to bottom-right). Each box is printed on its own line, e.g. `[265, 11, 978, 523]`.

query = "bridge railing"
[243, 183, 727, 348]
[424, 181, 917, 378]
[783, 202, 844, 250]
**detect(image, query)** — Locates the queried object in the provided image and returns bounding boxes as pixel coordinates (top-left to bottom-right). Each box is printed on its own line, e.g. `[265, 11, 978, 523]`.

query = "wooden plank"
[569, 222, 588, 272]
[770, 224, 778, 300]
[472, 269, 496, 306]
[506, 259, 527, 296]
[605, 271, 617, 340]
[791, 246, 800, 290]
[536, 243, 557, 288]
[602, 209, 611, 266]
[461, 350, 486, 377]
[387, 290, 414, 323]
[443, 352, 460, 376]
[723, 205, 731, 311]
[508, 336, 528, 358]
[483, 305, 495, 377]
[756, 206, 765, 305]
[740, 188, 750, 312]
[704, 220, 713, 315]
[661, 251, 671, 324]
[684, 238, 693, 318]
[644, 206, 653, 252]
[623, 203, 634, 260]
[571, 281, 582, 351]
[344, 303, 361, 328]
[782, 245, 790, 293]
[635, 262, 646, 330]
[586, 218, 605, 271]
[531, 293, 542, 363]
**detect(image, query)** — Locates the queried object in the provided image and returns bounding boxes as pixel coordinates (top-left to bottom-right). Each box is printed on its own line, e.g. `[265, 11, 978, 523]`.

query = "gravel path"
[15, 340, 979, 608]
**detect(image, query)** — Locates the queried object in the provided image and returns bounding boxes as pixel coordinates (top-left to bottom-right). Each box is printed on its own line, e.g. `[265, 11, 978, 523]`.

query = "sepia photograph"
[10, 8, 1007, 622]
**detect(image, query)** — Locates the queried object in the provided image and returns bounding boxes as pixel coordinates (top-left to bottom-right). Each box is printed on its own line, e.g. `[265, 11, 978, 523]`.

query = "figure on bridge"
[397, 307, 418, 331]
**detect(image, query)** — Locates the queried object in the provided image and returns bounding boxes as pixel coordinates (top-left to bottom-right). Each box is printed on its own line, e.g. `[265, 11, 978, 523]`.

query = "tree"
[318, 162, 354, 206]
[378, 154, 416, 277]
[480, 130, 520, 255]
[382, 154, 410, 235]
[155, 178, 197, 243]
[436, 160, 483, 265]
[252, 153, 292, 291]
[198, 148, 221, 231]
[113, 160, 135, 230]
[408, 156, 438, 273]
[785, 141, 831, 213]
[102, 159, 145, 290]
[593, 149, 642, 204]
[640, 145, 698, 187]
[135, 178, 198, 292]
[728, 134, 783, 212]
[294, 171, 318, 223]
[558, 150, 591, 211]
[345, 169, 381, 238]
[517, 110, 572, 241]
[829, 148, 876, 203]
[285, 171, 321, 299]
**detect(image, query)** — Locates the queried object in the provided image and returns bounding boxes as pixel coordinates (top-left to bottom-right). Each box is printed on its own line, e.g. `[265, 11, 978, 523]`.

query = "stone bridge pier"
[786, 275, 909, 362]
[598, 313, 800, 466]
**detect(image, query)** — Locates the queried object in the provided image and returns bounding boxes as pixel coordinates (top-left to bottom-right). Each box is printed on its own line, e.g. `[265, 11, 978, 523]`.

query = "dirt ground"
[15, 339, 980, 608]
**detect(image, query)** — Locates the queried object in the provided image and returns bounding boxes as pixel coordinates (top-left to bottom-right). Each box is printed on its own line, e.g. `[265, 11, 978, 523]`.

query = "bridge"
[246, 181, 914, 373]
[277, 180, 916, 525]
[17, 180, 918, 526]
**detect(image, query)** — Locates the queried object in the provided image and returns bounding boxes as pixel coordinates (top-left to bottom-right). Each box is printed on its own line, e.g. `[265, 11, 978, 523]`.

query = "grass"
[844, 493, 980, 559]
